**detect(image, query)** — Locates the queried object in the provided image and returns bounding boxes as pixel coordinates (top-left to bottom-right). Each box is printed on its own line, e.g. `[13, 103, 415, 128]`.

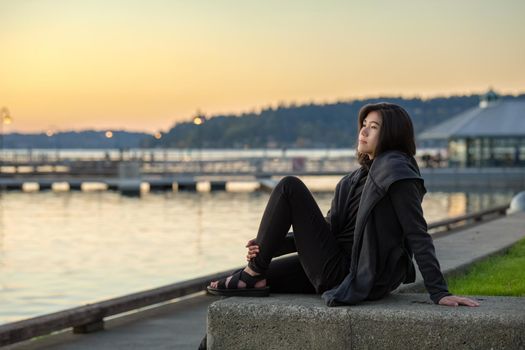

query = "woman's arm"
[389, 179, 479, 307]
[388, 179, 452, 304]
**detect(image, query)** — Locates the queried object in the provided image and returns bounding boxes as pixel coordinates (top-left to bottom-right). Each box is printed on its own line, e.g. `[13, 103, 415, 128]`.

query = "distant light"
[46, 130, 54, 137]
[154, 132, 162, 139]
[1, 107, 12, 125]
[193, 116, 203, 125]
[105, 131, 113, 138]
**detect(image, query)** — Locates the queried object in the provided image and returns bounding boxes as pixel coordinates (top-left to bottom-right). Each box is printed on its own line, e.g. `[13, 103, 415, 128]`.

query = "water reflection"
[425, 188, 515, 219]
[195, 194, 203, 256]
[0, 193, 5, 269]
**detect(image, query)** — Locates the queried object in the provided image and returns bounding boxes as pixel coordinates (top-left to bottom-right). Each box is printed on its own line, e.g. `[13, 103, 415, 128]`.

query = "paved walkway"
[6, 294, 221, 350]
[397, 210, 525, 293]
[6, 212, 525, 350]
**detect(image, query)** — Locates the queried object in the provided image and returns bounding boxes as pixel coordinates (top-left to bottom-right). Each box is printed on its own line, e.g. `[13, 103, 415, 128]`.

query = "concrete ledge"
[207, 293, 525, 350]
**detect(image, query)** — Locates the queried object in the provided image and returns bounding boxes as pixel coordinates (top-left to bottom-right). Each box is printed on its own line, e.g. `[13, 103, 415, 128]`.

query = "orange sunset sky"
[0, 0, 524, 133]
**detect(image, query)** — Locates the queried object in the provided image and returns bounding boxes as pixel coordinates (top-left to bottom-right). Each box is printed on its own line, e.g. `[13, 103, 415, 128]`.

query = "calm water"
[0, 177, 515, 325]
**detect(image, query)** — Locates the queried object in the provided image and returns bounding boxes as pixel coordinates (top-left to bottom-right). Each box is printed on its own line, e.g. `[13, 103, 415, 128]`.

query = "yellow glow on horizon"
[105, 131, 113, 138]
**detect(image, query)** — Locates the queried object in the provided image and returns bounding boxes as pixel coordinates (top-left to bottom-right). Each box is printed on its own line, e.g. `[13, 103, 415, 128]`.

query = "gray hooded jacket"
[322, 150, 451, 306]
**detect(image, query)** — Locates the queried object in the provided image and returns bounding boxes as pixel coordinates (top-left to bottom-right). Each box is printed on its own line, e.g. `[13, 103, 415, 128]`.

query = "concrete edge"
[207, 293, 525, 350]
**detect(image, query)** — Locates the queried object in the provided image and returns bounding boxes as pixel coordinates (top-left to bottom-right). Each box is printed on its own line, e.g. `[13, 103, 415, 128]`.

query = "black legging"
[248, 176, 351, 294]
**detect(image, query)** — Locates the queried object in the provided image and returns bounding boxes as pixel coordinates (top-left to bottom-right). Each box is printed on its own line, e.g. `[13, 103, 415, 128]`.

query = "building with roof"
[419, 90, 525, 167]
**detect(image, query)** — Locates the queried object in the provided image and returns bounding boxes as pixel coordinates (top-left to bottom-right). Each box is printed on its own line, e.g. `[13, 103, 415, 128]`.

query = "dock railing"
[427, 203, 509, 237]
[0, 203, 511, 347]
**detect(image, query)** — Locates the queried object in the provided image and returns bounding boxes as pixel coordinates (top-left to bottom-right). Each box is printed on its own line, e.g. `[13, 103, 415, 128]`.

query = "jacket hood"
[368, 150, 425, 194]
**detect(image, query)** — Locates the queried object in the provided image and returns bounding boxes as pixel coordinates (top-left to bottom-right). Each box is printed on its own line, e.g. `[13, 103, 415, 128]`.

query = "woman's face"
[358, 111, 382, 159]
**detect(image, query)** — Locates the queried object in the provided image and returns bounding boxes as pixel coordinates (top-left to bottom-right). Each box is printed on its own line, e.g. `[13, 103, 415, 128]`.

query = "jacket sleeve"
[388, 179, 452, 304]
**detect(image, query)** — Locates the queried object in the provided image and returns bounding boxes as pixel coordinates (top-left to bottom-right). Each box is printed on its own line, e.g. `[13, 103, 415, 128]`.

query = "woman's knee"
[277, 176, 305, 190]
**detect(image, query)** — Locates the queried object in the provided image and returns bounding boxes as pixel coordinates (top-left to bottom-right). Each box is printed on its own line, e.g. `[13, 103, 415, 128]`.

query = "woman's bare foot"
[209, 266, 266, 289]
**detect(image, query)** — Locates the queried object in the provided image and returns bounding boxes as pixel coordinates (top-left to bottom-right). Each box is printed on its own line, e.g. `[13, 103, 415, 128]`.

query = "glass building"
[419, 91, 525, 167]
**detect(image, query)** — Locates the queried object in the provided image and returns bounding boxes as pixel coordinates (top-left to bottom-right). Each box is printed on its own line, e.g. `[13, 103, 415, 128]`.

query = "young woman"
[207, 102, 479, 307]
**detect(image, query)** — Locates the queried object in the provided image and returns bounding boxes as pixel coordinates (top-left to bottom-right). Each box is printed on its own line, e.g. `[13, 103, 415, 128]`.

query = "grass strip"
[447, 237, 525, 297]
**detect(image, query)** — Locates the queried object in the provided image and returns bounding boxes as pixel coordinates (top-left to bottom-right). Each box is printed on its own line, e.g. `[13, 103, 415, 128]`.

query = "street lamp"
[0, 107, 13, 176]
[105, 130, 121, 161]
[1, 108, 12, 126]
[193, 113, 205, 173]
[46, 127, 59, 161]
[150, 131, 165, 172]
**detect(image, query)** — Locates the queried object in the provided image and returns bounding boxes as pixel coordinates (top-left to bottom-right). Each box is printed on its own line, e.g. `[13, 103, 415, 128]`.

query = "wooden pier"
[1, 151, 525, 196]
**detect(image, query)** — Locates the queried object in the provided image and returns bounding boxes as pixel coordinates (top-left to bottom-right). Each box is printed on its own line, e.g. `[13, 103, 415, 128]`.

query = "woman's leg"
[209, 176, 349, 293]
[248, 176, 349, 293]
[265, 255, 316, 294]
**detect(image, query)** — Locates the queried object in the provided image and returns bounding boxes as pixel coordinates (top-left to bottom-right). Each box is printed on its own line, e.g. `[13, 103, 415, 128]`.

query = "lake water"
[0, 176, 516, 325]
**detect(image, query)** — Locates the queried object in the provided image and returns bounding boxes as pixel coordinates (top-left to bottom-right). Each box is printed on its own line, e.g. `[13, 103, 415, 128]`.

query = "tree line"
[145, 94, 518, 149]
[4, 93, 523, 149]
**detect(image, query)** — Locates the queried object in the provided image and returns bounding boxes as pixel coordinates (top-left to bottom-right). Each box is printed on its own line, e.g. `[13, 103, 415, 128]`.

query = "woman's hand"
[438, 295, 480, 307]
[246, 238, 260, 261]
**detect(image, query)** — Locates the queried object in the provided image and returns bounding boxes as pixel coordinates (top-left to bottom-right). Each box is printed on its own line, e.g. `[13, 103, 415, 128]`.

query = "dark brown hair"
[356, 102, 416, 167]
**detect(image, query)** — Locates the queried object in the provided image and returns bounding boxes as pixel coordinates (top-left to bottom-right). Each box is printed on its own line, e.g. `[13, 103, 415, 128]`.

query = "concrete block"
[177, 181, 197, 191]
[0, 180, 23, 191]
[207, 293, 525, 350]
[38, 181, 53, 191]
[209, 181, 227, 191]
[106, 180, 119, 191]
[68, 181, 83, 191]
[149, 180, 174, 192]
[118, 179, 142, 197]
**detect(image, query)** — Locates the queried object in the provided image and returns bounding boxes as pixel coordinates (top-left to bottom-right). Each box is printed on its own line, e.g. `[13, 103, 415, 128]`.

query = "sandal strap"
[216, 268, 242, 289]
[227, 269, 243, 290]
[240, 269, 265, 288]
[215, 268, 266, 290]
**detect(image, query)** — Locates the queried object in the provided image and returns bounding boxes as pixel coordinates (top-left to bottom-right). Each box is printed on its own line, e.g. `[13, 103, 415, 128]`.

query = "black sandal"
[207, 268, 270, 297]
